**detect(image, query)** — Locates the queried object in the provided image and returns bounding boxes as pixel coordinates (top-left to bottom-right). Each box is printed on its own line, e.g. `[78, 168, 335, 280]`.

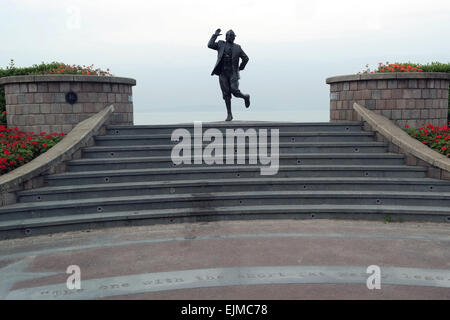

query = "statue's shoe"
[225, 114, 233, 121]
[244, 94, 250, 108]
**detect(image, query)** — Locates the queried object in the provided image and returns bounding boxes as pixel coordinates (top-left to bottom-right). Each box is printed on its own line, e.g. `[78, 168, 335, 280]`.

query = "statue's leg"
[230, 78, 250, 108]
[230, 78, 244, 98]
[219, 75, 233, 121]
[225, 97, 232, 121]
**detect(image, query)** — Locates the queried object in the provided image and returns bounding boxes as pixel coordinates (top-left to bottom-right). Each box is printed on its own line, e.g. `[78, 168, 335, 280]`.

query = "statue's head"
[226, 30, 236, 43]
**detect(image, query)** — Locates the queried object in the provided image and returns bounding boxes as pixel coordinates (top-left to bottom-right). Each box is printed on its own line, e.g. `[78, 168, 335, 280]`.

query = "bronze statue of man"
[208, 28, 250, 121]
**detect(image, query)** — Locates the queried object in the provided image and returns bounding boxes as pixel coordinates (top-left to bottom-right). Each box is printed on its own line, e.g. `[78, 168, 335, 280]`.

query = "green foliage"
[418, 61, 450, 73]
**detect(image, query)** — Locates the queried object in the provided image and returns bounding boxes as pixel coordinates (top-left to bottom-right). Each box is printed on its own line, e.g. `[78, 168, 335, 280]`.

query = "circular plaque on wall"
[65, 91, 78, 105]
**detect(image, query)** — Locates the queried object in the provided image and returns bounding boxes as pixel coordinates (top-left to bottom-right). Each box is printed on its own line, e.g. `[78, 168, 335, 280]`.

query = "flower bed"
[0, 125, 64, 174]
[359, 61, 450, 74]
[33, 63, 112, 76]
[404, 123, 449, 157]
[359, 62, 423, 74]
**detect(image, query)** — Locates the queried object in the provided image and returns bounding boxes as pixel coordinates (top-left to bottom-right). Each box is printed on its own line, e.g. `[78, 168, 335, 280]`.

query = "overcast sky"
[1, 0, 449, 124]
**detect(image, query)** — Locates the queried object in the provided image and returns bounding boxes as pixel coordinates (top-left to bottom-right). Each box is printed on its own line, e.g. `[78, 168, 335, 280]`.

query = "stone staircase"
[1, 121, 450, 238]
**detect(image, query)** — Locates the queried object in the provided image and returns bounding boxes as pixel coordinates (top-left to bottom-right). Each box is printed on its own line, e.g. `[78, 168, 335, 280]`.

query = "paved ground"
[0, 219, 449, 300]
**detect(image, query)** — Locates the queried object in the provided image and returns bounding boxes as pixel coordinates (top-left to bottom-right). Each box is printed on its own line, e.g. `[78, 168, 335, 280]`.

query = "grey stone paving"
[0, 219, 449, 299]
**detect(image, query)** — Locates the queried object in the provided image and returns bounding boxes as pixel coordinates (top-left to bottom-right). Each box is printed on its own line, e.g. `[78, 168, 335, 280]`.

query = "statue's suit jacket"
[208, 34, 249, 80]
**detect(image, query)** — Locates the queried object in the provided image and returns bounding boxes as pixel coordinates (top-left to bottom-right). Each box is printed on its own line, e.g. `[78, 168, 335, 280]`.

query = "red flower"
[404, 125, 409, 128]
[442, 147, 447, 151]
[42, 144, 48, 147]
[31, 141, 37, 145]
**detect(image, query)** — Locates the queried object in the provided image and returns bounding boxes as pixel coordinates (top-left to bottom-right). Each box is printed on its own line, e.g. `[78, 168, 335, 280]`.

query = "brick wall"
[327, 73, 449, 128]
[1, 75, 136, 133]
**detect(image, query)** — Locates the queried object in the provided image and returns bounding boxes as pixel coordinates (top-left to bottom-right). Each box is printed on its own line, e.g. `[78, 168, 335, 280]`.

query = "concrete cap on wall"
[0, 75, 136, 86]
[326, 72, 450, 84]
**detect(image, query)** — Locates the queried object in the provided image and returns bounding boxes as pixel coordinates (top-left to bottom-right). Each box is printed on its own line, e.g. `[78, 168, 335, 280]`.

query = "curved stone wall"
[0, 75, 136, 133]
[353, 102, 450, 181]
[0, 105, 114, 206]
[326, 73, 449, 128]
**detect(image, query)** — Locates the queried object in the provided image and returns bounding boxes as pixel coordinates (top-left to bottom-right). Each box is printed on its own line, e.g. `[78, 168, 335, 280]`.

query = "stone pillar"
[326, 73, 449, 128]
[0, 75, 136, 133]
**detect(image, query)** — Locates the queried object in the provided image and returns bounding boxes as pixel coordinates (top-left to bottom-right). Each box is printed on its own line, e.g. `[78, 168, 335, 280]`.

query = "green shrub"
[418, 61, 450, 73]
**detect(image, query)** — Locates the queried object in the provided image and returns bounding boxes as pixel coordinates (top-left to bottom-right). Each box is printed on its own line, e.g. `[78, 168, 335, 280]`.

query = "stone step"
[44, 165, 428, 186]
[81, 142, 388, 158]
[67, 153, 406, 171]
[1, 191, 450, 222]
[2, 204, 449, 239]
[106, 121, 365, 135]
[94, 131, 376, 146]
[6, 119, 448, 240]
[17, 177, 450, 203]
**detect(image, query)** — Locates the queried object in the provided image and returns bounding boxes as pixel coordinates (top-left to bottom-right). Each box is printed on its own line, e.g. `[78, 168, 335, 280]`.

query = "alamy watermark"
[66, 6, 81, 30]
[171, 121, 279, 175]
[366, 265, 381, 290]
[66, 265, 81, 290]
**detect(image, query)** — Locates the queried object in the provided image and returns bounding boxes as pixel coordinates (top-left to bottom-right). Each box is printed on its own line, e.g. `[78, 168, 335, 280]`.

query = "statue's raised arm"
[207, 28, 222, 50]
